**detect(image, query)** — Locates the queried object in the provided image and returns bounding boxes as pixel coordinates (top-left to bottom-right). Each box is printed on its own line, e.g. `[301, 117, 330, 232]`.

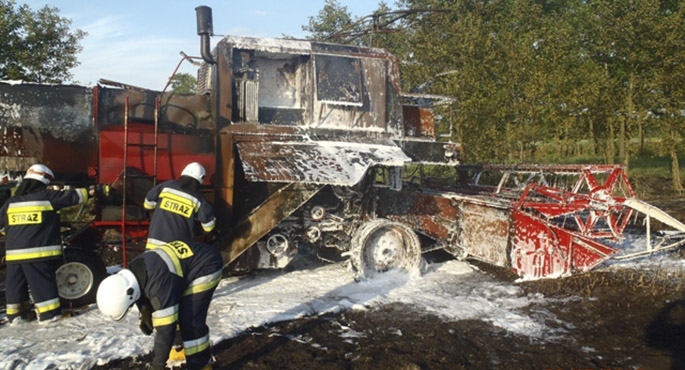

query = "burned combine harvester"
[1, 6, 685, 308]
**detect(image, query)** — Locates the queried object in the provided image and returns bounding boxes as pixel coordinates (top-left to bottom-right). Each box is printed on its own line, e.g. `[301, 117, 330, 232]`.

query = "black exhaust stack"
[195, 6, 216, 64]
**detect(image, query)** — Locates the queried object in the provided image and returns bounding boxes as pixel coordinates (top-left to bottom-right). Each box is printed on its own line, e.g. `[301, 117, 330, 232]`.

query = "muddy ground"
[95, 196, 685, 370]
[95, 258, 685, 370]
[4, 196, 685, 370]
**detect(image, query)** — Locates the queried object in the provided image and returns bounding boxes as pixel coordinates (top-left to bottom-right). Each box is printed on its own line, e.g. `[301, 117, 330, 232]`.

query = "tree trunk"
[638, 114, 644, 155]
[620, 72, 634, 166]
[670, 128, 684, 192]
[619, 115, 626, 160]
[607, 119, 615, 164]
[588, 117, 596, 156]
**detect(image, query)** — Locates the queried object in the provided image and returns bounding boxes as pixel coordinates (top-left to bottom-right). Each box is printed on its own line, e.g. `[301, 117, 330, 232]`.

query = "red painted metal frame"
[97, 126, 216, 185]
[510, 165, 635, 278]
[515, 165, 635, 240]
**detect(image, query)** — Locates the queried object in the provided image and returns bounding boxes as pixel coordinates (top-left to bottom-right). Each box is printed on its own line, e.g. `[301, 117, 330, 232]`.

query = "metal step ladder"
[119, 95, 160, 266]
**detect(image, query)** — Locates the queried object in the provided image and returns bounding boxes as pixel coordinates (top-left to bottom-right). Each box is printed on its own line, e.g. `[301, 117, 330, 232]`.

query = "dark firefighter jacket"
[0, 188, 88, 263]
[128, 240, 223, 366]
[144, 179, 215, 248]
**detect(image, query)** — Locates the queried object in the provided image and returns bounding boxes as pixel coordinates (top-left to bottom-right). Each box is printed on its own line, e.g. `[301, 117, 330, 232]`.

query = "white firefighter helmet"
[181, 162, 206, 183]
[24, 164, 54, 185]
[96, 269, 141, 321]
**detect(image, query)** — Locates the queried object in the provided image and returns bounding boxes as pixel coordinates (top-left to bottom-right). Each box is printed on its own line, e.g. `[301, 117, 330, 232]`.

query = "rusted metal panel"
[0, 82, 96, 183]
[456, 200, 512, 267]
[219, 182, 323, 266]
[402, 105, 435, 139]
[398, 139, 461, 164]
[212, 35, 404, 137]
[377, 188, 512, 266]
[312, 55, 390, 131]
[511, 210, 618, 279]
[98, 126, 216, 184]
[377, 188, 460, 243]
[235, 141, 411, 186]
[96, 86, 214, 131]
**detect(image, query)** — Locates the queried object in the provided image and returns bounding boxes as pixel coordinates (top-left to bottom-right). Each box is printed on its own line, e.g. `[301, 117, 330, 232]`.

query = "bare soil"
[4, 257, 685, 370]
[93, 258, 685, 370]
[95, 194, 685, 370]
[6, 190, 685, 370]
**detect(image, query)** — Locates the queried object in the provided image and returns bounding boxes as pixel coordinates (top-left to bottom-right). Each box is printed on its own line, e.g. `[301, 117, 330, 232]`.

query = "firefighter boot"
[168, 346, 185, 362]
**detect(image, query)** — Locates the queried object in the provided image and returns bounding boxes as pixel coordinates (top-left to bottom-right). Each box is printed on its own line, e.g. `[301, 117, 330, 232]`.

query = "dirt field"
[4, 195, 685, 370]
[96, 196, 685, 370]
[94, 257, 685, 370]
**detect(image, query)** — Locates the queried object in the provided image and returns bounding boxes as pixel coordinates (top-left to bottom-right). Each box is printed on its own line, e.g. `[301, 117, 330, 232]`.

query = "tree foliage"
[304, 0, 685, 190]
[168, 72, 197, 95]
[0, 0, 86, 83]
[302, 0, 356, 43]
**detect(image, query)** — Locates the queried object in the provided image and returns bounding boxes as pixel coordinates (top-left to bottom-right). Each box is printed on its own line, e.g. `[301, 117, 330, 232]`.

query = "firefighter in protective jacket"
[97, 240, 223, 370]
[0, 164, 90, 324]
[144, 162, 216, 249]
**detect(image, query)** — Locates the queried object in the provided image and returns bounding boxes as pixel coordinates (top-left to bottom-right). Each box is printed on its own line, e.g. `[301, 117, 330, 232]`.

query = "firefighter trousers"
[178, 285, 218, 370]
[6, 259, 61, 322]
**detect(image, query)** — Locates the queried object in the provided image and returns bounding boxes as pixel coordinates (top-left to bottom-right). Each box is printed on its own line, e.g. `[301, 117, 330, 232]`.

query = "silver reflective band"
[151, 248, 182, 276]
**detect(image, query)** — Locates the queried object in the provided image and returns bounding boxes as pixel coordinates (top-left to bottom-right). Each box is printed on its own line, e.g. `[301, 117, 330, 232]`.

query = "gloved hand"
[204, 228, 221, 244]
[139, 305, 153, 335]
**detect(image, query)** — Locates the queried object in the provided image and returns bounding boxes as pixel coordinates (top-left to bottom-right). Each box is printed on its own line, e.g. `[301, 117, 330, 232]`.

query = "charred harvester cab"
[1, 6, 685, 308]
[191, 6, 455, 276]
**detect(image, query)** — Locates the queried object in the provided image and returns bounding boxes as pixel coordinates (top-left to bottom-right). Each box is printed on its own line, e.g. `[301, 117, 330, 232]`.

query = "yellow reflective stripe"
[6, 303, 22, 315]
[152, 247, 183, 277]
[160, 193, 195, 208]
[144, 199, 156, 210]
[76, 188, 88, 204]
[183, 333, 210, 356]
[152, 305, 178, 327]
[145, 238, 166, 250]
[7, 201, 53, 213]
[159, 244, 185, 274]
[7, 201, 52, 225]
[163, 241, 195, 260]
[183, 270, 221, 297]
[5, 245, 62, 261]
[201, 218, 216, 232]
[159, 188, 200, 210]
[35, 297, 60, 314]
[7, 211, 42, 225]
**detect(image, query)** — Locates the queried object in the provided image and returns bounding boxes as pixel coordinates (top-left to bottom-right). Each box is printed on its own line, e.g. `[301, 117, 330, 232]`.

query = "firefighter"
[0, 164, 90, 324]
[96, 239, 223, 370]
[144, 162, 216, 249]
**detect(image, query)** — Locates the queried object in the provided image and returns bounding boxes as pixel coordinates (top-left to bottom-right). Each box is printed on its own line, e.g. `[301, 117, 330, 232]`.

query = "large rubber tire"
[349, 218, 422, 280]
[57, 248, 108, 308]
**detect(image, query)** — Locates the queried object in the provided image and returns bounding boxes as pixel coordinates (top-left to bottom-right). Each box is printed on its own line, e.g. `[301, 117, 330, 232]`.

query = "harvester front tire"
[349, 218, 422, 280]
[57, 248, 108, 308]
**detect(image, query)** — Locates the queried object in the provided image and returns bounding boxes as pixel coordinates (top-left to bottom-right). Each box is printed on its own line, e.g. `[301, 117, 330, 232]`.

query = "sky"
[20, 1, 384, 91]
[1, 233, 684, 369]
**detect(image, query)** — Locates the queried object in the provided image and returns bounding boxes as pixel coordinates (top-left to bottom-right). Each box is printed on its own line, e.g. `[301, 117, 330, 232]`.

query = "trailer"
[1, 6, 684, 308]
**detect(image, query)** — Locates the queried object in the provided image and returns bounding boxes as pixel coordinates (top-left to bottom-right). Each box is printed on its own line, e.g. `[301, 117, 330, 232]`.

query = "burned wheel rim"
[350, 218, 422, 279]
[266, 233, 289, 256]
[56, 261, 94, 300]
[58, 248, 108, 308]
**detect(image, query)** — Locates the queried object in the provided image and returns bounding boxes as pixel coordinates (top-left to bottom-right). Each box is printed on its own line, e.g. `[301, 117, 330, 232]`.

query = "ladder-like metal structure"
[119, 96, 159, 266]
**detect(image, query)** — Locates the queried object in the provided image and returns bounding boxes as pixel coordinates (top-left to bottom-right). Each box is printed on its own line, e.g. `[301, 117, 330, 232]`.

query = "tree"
[303, 0, 685, 189]
[302, 0, 356, 43]
[169, 73, 197, 95]
[0, 0, 86, 83]
[648, 4, 685, 192]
